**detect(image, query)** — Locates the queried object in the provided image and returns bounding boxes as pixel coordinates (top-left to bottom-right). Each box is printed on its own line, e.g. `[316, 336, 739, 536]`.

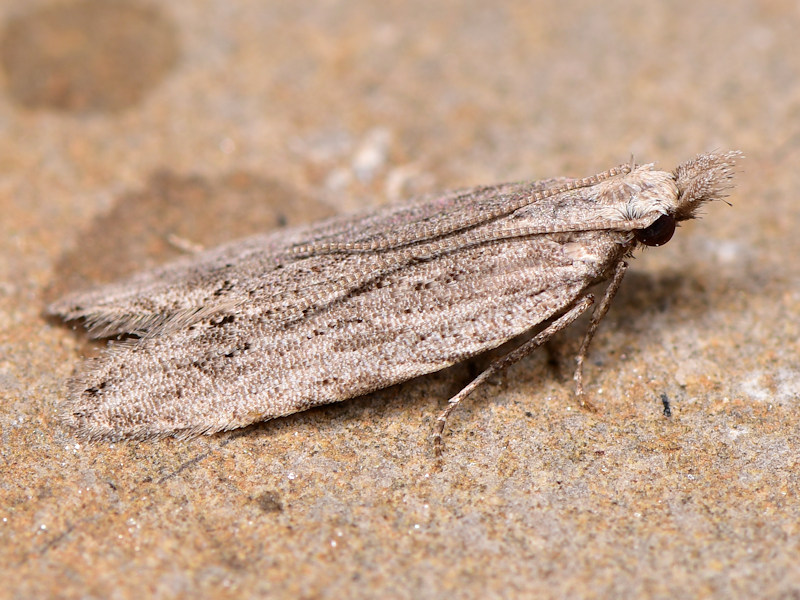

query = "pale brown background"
[1, 1, 799, 598]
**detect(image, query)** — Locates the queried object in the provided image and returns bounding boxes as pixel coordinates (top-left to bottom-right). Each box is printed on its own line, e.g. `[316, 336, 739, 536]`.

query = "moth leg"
[573, 260, 628, 408]
[433, 294, 595, 455]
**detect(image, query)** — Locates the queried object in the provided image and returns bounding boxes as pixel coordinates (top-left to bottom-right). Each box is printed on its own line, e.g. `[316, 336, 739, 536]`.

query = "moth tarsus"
[47, 151, 742, 447]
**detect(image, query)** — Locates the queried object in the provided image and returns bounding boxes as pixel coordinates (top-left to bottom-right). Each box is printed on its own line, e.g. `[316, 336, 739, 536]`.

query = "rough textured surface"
[1, 1, 798, 599]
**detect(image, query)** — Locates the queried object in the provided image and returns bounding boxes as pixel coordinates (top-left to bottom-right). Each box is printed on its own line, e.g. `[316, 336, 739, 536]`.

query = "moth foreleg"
[573, 260, 628, 408]
[433, 294, 595, 455]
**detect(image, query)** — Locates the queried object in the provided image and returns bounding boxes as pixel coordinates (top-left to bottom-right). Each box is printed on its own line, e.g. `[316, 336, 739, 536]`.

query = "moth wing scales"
[46, 177, 581, 338]
[64, 231, 624, 440]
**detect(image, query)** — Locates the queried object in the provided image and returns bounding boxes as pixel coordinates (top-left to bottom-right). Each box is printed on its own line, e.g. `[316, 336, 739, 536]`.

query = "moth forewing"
[47, 151, 741, 444]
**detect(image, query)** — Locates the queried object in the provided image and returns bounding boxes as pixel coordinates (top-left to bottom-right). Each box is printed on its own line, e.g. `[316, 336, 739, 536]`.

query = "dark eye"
[634, 214, 676, 247]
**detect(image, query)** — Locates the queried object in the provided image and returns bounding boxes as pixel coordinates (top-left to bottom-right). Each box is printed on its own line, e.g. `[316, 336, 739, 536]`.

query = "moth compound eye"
[634, 214, 676, 247]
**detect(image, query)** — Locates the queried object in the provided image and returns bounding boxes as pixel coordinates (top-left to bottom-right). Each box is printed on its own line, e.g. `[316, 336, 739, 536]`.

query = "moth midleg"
[433, 294, 595, 454]
[573, 260, 628, 408]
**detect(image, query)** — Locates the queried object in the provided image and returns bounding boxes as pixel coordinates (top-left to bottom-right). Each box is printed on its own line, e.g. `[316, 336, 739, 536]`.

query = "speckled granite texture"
[1, 1, 799, 598]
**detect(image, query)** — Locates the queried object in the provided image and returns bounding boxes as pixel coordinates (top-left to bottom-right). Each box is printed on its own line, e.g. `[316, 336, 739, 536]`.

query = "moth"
[48, 151, 740, 448]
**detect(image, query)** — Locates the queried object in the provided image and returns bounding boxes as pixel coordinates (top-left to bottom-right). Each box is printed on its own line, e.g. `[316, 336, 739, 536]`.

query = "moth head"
[631, 150, 742, 247]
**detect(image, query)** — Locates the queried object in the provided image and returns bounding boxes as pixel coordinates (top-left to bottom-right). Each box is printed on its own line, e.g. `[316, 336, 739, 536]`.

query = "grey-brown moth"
[48, 151, 741, 446]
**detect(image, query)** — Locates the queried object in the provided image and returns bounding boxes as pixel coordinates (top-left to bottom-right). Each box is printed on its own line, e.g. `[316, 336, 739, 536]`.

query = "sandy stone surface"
[1, 1, 799, 598]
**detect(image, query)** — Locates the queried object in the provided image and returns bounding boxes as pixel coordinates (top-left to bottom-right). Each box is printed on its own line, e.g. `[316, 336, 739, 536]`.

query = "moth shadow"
[602, 268, 721, 332]
[452, 267, 724, 389]
[238, 374, 447, 450]
[540, 266, 728, 379]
